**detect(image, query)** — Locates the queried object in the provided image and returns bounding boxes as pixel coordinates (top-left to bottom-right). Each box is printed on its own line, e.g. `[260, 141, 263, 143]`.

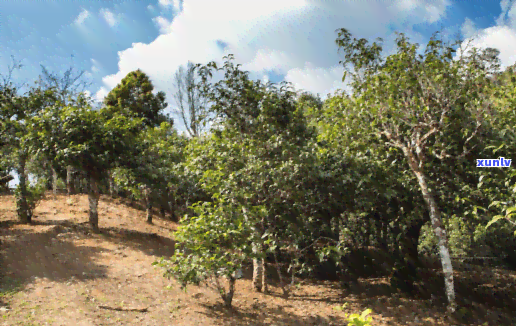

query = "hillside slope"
[0, 194, 357, 326]
[0, 194, 514, 325]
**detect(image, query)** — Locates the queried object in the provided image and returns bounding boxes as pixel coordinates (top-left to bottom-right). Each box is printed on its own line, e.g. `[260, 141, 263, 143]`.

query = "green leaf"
[486, 215, 505, 229]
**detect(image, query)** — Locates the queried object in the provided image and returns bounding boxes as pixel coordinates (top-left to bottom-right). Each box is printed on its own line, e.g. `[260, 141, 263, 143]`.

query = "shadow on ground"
[0, 222, 108, 301]
[29, 218, 176, 259]
[0, 217, 175, 304]
[199, 302, 345, 326]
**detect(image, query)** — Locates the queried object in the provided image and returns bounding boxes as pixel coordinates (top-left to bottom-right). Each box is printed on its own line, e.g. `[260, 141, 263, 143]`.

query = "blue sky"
[2, 0, 516, 128]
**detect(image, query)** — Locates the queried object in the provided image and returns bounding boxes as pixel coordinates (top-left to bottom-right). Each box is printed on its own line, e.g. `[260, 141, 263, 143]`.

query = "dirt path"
[0, 194, 515, 325]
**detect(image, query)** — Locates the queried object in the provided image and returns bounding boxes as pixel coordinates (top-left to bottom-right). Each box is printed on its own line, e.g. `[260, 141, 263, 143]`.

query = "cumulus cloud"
[91, 58, 101, 73]
[285, 64, 348, 99]
[100, 8, 119, 27]
[95, 0, 452, 119]
[159, 0, 182, 12]
[461, 17, 477, 39]
[395, 0, 449, 23]
[74, 9, 90, 25]
[94, 87, 109, 102]
[458, 0, 516, 70]
[153, 16, 173, 34]
[460, 26, 516, 69]
[495, 0, 512, 26]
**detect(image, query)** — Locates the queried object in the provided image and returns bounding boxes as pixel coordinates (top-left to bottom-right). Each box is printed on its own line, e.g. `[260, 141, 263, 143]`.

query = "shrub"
[15, 178, 47, 221]
[153, 196, 258, 307]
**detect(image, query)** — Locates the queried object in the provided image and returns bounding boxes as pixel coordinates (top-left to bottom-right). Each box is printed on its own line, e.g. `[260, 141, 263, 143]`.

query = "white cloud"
[100, 8, 118, 27]
[458, 1, 516, 71]
[74, 9, 90, 25]
[90, 58, 101, 73]
[242, 49, 297, 73]
[461, 17, 477, 39]
[94, 87, 109, 102]
[395, 0, 449, 23]
[496, 0, 512, 26]
[153, 16, 173, 34]
[284, 64, 349, 99]
[159, 0, 181, 12]
[507, 1, 516, 29]
[98, 0, 452, 119]
[460, 25, 516, 69]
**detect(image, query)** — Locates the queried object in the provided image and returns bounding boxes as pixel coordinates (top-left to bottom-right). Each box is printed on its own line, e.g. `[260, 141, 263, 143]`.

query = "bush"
[153, 196, 259, 307]
[15, 178, 47, 221]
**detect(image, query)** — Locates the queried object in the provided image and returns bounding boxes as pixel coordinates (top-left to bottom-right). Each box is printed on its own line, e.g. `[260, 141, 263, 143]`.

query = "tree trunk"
[365, 218, 371, 247]
[223, 276, 235, 307]
[52, 167, 58, 195]
[402, 219, 426, 271]
[168, 197, 177, 222]
[391, 218, 426, 292]
[66, 165, 75, 195]
[44, 165, 52, 191]
[108, 170, 116, 198]
[74, 174, 81, 193]
[374, 219, 381, 247]
[16, 154, 30, 224]
[242, 207, 267, 293]
[216, 275, 235, 308]
[405, 152, 456, 313]
[252, 240, 264, 292]
[88, 175, 100, 232]
[380, 220, 388, 251]
[144, 186, 152, 224]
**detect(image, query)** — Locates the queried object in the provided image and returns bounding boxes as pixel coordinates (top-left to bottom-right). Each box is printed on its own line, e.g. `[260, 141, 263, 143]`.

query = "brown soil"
[0, 193, 515, 325]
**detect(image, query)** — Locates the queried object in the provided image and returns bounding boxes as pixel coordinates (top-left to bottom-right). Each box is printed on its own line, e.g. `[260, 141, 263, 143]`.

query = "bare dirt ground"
[0, 193, 515, 326]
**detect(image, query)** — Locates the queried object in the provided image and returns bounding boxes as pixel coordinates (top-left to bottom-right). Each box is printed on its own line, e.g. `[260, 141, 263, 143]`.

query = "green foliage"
[183, 55, 331, 277]
[112, 121, 183, 201]
[1, 82, 58, 222]
[486, 203, 516, 235]
[346, 308, 373, 326]
[14, 178, 46, 220]
[103, 69, 169, 128]
[30, 104, 143, 179]
[334, 304, 374, 326]
[153, 196, 256, 305]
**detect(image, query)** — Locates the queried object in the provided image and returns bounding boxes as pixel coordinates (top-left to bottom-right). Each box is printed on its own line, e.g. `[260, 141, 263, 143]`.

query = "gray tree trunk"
[144, 186, 152, 224]
[88, 175, 100, 232]
[108, 170, 117, 198]
[242, 207, 267, 293]
[52, 167, 58, 195]
[405, 151, 456, 313]
[66, 165, 75, 195]
[252, 243, 266, 292]
[16, 154, 30, 223]
[223, 276, 235, 307]
[381, 220, 388, 250]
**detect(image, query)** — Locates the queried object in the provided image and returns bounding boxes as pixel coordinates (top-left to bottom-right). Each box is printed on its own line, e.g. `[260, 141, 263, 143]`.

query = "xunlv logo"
[476, 157, 512, 167]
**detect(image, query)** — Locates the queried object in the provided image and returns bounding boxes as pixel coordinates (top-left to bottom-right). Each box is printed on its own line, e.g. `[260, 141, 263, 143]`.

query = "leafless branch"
[97, 305, 148, 312]
[38, 57, 92, 105]
[172, 62, 209, 137]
